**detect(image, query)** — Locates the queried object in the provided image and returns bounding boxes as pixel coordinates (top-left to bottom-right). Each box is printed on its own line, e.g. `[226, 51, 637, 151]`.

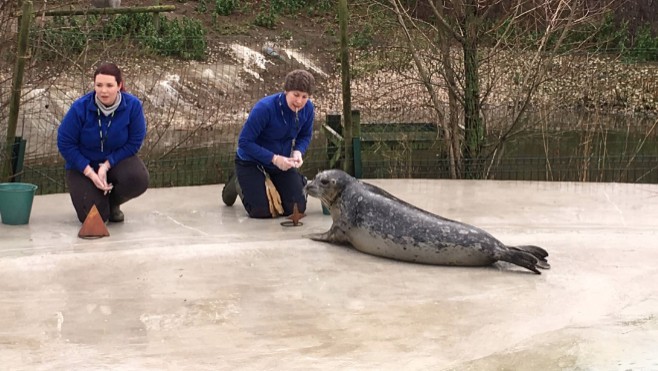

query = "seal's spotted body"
[304, 170, 549, 274]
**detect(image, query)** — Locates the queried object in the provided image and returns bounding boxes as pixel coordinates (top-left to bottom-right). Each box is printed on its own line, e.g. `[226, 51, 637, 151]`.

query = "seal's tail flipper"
[498, 249, 542, 274]
[515, 245, 548, 259]
[509, 245, 550, 269]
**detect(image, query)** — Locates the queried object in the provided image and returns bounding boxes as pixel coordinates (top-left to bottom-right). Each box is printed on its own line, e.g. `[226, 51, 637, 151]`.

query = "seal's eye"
[320, 179, 329, 185]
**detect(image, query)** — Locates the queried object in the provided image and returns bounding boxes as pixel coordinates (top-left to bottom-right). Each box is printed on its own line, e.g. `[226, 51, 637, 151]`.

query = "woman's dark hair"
[93, 62, 125, 91]
[283, 69, 315, 95]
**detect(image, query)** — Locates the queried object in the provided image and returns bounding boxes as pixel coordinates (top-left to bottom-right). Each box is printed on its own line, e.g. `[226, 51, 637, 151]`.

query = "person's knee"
[136, 169, 150, 191]
[112, 157, 149, 193]
[132, 173, 149, 196]
[127, 168, 150, 194]
[247, 207, 272, 219]
[113, 170, 149, 200]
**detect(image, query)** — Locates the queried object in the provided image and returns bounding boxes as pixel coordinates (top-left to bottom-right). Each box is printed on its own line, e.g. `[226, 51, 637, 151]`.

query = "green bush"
[31, 16, 88, 61]
[491, 12, 658, 62]
[215, 0, 238, 16]
[271, 0, 305, 14]
[592, 14, 628, 53]
[310, 0, 334, 13]
[157, 18, 207, 60]
[627, 25, 658, 62]
[254, 7, 277, 29]
[251, 0, 323, 29]
[32, 13, 207, 61]
[196, 0, 208, 13]
[350, 24, 374, 49]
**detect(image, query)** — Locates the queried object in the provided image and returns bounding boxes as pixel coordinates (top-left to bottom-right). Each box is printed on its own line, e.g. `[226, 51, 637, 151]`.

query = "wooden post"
[351, 110, 362, 178]
[11, 137, 27, 182]
[338, 0, 353, 176]
[16, 5, 176, 17]
[153, 0, 160, 32]
[325, 113, 342, 168]
[2, 0, 32, 182]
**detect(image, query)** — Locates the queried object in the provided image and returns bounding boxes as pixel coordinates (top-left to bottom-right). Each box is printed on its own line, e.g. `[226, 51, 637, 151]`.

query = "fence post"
[338, 0, 353, 176]
[352, 110, 362, 178]
[153, 0, 160, 31]
[11, 137, 27, 182]
[2, 0, 32, 182]
[31, 5, 176, 16]
[326, 113, 342, 168]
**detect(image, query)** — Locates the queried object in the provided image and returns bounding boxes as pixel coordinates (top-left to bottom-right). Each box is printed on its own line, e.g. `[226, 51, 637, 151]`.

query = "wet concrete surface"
[1, 179, 657, 370]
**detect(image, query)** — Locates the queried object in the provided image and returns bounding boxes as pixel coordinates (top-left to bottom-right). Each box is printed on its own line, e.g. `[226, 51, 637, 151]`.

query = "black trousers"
[234, 158, 306, 218]
[66, 156, 149, 223]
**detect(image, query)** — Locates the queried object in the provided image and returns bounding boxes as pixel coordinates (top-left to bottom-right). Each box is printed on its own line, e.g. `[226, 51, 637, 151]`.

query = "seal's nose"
[303, 182, 315, 196]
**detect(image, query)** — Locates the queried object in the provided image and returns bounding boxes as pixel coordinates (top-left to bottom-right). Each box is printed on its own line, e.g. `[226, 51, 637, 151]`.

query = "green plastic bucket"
[0, 182, 38, 225]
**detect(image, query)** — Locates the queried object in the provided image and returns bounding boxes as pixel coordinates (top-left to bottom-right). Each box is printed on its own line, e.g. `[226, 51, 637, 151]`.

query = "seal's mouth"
[303, 182, 319, 198]
[306, 171, 344, 208]
[304, 183, 337, 210]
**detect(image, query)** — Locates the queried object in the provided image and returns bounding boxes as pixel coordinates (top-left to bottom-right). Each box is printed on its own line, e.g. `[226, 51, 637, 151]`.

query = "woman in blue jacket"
[223, 69, 315, 218]
[57, 62, 149, 223]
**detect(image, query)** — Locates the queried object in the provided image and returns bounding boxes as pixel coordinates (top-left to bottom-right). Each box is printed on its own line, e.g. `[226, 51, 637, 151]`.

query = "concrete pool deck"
[1, 178, 657, 370]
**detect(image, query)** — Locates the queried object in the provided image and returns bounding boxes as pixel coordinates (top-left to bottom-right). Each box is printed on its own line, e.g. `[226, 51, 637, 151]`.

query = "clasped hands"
[272, 150, 303, 171]
[84, 161, 113, 195]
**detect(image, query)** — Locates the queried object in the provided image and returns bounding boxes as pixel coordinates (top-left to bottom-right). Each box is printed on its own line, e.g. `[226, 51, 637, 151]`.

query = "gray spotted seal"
[304, 169, 550, 274]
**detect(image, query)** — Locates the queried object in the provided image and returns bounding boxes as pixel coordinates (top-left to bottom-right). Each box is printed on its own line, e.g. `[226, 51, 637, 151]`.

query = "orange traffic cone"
[78, 204, 110, 239]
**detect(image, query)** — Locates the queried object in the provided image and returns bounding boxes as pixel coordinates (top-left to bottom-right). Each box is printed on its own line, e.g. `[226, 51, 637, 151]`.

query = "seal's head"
[305, 169, 354, 207]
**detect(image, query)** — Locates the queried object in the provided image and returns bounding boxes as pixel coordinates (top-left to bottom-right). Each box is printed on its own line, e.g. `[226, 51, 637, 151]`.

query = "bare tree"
[376, 0, 619, 178]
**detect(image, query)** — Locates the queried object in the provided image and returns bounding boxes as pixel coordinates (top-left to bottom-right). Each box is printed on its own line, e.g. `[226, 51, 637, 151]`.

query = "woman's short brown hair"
[283, 69, 315, 95]
[94, 62, 125, 91]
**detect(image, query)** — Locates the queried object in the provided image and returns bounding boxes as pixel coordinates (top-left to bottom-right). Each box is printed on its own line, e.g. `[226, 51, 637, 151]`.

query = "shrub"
[31, 13, 207, 61]
[254, 7, 277, 29]
[215, 0, 238, 16]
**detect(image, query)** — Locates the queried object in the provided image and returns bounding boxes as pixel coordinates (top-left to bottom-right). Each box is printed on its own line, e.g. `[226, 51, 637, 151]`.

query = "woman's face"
[94, 73, 122, 106]
[285, 90, 310, 112]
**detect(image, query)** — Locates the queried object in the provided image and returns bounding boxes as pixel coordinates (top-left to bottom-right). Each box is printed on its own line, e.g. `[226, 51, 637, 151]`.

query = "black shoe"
[222, 173, 239, 206]
[109, 203, 124, 223]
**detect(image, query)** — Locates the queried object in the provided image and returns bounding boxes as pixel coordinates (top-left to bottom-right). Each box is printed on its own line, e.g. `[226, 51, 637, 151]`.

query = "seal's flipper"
[498, 249, 541, 274]
[304, 225, 349, 245]
[515, 245, 549, 259]
[305, 231, 332, 242]
[509, 245, 550, 269]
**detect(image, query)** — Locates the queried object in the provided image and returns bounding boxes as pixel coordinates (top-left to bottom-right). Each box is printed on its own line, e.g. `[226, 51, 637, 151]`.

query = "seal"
[304, 169, 550, 274]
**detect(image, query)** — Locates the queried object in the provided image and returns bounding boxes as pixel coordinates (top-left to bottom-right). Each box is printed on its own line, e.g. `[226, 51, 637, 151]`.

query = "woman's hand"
[291, 150, 303, 168]
[272, 154, 296, 171]
[97, 161, 111, 185]
[84, 165, 113, 195]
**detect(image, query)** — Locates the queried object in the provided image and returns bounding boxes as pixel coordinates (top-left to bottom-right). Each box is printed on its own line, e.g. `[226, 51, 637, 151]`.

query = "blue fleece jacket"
[57, 91, 146, 172]
[237, 92, 314, 168]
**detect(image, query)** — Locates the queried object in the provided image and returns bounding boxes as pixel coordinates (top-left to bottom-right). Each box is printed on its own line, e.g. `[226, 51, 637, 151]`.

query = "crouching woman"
[57, 62, 149, 223]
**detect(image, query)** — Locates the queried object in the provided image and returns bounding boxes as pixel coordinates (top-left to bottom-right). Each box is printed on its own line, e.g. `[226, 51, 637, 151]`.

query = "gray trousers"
[66, 156, 149, 223]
